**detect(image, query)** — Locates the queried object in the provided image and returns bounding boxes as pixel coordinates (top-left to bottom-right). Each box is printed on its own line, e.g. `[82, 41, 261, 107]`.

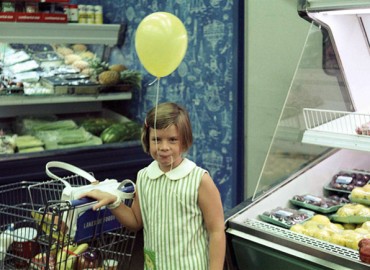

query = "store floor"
[128, 230, 230, 270]
[129, 229, 144, 269]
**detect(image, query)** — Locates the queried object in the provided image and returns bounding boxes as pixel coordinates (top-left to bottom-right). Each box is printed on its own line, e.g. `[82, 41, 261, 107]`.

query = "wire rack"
[303, 108, 370, 135]
[0, 177, 136, 270]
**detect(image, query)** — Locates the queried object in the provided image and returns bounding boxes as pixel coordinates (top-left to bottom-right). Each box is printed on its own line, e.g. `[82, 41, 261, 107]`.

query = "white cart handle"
[46, 161, 97, 187]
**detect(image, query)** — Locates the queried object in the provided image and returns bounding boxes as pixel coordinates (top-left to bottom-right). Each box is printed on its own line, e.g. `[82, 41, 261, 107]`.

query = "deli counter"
[225, 1, 370, 269]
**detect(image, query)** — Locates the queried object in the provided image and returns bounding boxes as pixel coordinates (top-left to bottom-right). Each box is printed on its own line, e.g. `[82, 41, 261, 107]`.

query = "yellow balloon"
[135, 12, 188, 78]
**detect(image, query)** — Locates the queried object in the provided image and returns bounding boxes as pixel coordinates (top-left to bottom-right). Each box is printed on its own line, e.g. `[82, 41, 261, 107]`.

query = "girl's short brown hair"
[141, 102, 193, 154]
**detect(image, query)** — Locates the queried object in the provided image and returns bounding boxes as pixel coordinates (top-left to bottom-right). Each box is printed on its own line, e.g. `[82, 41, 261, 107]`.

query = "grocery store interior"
[2, 0, 370, 269]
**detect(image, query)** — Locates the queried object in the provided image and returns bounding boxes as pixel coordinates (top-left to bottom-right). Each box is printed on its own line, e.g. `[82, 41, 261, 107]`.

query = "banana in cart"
[31, 211, 68, 241]
[31, 243, 89, 270]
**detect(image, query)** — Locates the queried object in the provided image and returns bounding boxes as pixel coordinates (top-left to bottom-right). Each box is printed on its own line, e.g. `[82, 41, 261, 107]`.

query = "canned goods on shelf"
[94, 5, 103, 24]
[69, 4, 78, 23]
[78, 4, 87, 23]
[86, 5, 94, 24]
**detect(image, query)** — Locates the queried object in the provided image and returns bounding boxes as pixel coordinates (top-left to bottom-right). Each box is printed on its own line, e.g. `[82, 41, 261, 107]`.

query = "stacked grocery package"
[259, 169, 370, 264]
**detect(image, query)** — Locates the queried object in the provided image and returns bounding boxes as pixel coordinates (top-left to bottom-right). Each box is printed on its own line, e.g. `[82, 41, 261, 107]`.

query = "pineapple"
[109, 64, 127, 72]
[98, 70, 120, 85]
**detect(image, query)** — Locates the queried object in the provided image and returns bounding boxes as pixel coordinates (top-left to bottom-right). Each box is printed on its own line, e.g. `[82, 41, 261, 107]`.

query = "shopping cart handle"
[69, 185, 135, 207]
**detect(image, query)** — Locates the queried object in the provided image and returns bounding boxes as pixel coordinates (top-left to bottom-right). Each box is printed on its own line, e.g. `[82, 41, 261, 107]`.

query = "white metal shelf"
[302, 108, 370, 151]
[0, 92, 132, 106]
[0, 23, 122, 45]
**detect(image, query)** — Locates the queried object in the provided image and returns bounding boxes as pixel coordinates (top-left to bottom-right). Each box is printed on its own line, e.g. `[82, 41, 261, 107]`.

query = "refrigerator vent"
[244, 219, 360, 260]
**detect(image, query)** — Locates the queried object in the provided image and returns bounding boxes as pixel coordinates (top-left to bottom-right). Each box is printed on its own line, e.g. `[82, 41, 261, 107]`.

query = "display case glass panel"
[251, 21, 352, 201]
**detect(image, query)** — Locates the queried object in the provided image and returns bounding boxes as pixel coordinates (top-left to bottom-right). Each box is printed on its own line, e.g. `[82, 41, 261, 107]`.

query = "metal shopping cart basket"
[0, 174, 136, 270]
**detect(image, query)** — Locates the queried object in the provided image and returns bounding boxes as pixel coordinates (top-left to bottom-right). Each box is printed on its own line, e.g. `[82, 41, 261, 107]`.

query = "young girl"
[81, 102, 226, 270]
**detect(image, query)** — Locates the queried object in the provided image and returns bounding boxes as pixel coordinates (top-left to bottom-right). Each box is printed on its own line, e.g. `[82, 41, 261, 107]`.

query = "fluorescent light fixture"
[320, 8, 370, 15]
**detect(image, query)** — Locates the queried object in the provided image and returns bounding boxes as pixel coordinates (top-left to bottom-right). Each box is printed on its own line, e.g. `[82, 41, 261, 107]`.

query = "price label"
[335, 176, 353, 184]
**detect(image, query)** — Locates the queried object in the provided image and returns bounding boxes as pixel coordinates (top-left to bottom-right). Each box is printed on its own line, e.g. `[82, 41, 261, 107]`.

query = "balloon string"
[154, 77, 160, 160]
[148, 77, 158, 86]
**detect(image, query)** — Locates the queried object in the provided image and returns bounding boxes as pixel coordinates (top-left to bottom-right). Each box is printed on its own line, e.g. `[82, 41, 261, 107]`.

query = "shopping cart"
[0, 174, 136, 270]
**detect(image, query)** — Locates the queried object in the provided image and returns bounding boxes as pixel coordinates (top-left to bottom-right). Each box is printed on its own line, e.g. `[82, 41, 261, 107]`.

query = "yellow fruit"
[310, 214, 331, 225]
[358, 207, 370, 217]
[363, 184, 370, 192]
[351, 187, 366, 199]
[325, 223, 343, 234]
[80, 51, 95, 59]
[344, 233, 363, 250]
[98, 70, 120, 85]
[314, 230, 331, 241]
[332, 223, 345, 230]
[72, 44, 87, 52]
[355, 228, 369, 235]
[305, 227, 320, 237]
[329, 233, 346, 246]
[361, 221, 370, 231]
[56, 46, 73, 56]
[64, 54, 82, 65]
[72, 60, 89, 71]
[303, 220, 319, 229]
[290, 224, 306, 234]
[337, 206, 356, 217]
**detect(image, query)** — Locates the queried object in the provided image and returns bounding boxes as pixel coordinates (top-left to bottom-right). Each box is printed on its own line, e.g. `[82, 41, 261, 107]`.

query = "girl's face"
[149, 124, 183, 172]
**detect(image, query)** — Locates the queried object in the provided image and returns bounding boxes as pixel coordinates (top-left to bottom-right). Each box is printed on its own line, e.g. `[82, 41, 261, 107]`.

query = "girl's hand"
[79, 189, 117, 211]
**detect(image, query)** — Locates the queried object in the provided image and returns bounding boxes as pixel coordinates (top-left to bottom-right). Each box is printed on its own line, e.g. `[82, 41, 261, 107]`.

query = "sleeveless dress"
[137, 158, 209, 270]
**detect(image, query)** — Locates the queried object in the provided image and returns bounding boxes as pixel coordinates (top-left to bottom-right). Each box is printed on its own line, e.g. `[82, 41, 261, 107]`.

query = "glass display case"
[226, 1, 370, 269]
[0, 22, 151, 184]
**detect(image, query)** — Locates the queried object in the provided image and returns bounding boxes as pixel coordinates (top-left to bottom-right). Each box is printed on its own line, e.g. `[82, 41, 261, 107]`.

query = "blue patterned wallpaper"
[72, 0, 242, 211]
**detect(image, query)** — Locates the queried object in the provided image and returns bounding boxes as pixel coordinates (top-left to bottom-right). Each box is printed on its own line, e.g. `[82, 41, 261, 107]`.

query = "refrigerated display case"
[0, 22, 151, 184]
[226, 1, 370, 269]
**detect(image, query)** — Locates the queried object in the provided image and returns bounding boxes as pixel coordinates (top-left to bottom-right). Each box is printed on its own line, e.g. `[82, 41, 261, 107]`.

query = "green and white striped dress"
[137, 158, 209, 270]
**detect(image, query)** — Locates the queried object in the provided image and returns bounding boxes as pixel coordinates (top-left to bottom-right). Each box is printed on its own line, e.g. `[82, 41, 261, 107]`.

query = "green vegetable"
[35, 127, 93, 146]
[100, 121, 141, 143]
[80, 118, 117, 136]
[19, 118, 77, 134]
[15, 135, 44, 149]
[18, 146, 44, 153]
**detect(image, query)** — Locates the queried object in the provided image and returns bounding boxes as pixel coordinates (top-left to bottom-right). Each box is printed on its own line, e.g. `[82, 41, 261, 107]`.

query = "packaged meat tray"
[259, 207, 314, 229]
[33, 51, 62, 68]
[290, 194, 347, 214]
[324, 169, 370, 194]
